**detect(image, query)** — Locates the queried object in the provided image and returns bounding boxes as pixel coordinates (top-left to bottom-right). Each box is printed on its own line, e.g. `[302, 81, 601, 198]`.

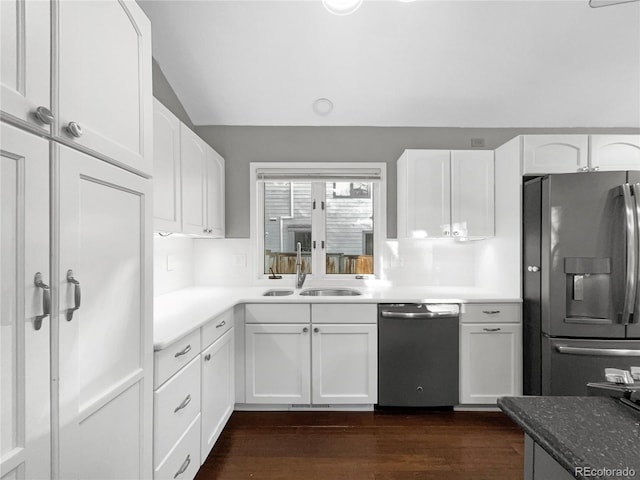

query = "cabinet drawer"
[312, 304, 377, 324]
[202, 308, 233, 349]
[154, 356, 201, 467]
[245, 304, 310, 324]
[154, 413, 201, 480]
[460, 303, 521, 324]
[155, 329, 201, 388]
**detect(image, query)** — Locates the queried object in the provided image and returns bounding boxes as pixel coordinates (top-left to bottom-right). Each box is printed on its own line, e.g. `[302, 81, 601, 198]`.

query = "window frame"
[251, 162, 387, 283]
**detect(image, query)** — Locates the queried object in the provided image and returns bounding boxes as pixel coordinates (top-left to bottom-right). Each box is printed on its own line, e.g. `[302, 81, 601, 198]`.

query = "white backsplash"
[191, 236, 515, 294]
[154, 235, 195, 295]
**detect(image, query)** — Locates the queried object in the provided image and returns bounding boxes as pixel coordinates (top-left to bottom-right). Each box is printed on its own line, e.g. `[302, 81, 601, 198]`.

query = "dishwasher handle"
[380, 311, 458, 319]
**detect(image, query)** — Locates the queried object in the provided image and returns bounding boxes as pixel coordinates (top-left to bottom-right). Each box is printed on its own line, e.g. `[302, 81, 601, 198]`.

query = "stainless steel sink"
[262, 289, 294, 296]
[299, 288, 362, 296]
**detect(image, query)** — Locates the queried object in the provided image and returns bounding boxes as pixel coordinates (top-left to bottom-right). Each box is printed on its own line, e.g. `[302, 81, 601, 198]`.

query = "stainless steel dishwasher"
[378, 304, 459, 407]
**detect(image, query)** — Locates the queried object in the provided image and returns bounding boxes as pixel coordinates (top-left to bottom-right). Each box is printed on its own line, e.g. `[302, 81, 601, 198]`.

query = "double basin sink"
[263, 288, 362, 297]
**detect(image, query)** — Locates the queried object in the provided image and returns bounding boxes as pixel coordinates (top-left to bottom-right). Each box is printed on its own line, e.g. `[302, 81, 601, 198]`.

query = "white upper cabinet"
[54, 0, 153, 176]
[178, 122, 225, 237]
[451, 151, 495, 238]
[180, 124, 207, 235]
[0, 0, 51, 133]
[522, 134, 640, 175]
[589, 135, 640, 171]
[397, 149, 494, 239]
[153, 99, 182, 232]
[206, 148, 225, 238]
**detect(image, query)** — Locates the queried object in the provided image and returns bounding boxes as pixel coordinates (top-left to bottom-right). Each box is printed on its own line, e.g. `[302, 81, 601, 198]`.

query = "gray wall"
[152, 59, 194, 129]
[195, 125, 640, 238]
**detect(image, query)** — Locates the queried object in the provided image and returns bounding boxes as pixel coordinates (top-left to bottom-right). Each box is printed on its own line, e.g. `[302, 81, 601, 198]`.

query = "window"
[253, 163, 386, 279]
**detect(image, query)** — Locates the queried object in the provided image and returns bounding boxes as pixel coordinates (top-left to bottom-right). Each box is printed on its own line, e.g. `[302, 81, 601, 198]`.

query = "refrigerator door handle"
[621, 184, 637, 324]
[556, 345, 640, 357]
[632, 183, 640, 324]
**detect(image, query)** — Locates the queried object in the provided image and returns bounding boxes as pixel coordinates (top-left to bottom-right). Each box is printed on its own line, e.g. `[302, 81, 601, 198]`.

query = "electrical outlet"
[471, 138, 485, 148]
[233, 254, 247, 267]
[166, 255, 177, 272]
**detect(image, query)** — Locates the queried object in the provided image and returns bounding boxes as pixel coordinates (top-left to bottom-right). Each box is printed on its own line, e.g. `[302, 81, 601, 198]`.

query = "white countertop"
[153, 285, 521, 351]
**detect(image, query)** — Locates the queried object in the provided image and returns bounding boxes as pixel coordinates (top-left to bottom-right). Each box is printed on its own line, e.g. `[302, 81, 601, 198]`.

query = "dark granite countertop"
[498, 396, 640, 480]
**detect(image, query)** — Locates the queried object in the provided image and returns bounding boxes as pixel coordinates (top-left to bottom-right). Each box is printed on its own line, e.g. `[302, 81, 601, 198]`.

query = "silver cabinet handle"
[621, 184, 637, 325]
[204, 353, 211, 361]
[66, 270, 81, 321]
[66, 121, 83, 138]
[556, 345, 640, 357]
[302, 327, 309, 333]
[173, 394, 192, 413]
[591, 166, 600, 172]
[482, 310, 501, 315]
[174, 344, 191, 358]
[527, 266, 540, 273]
[313, 327, 319, 333]
[483, 327, 502, 332]
[579, 166, 590, 172]
[34, 272, 51, 330]
[174, 454, 191, 479]
[34, 106, 54, 125]
[453, 231, 459, 236]
[216, 320, 226, 328]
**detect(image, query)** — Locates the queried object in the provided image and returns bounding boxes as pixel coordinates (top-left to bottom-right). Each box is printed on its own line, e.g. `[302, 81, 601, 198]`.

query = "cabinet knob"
[313, 327, 319, 333]
[444, 231, 450, 236]
[204, 353, 211, 361]
[591, 166, 600, 172]
[579, 166, 589, 172]
[452, 231, 459, 236]
[527, 265, 540, 273]
[66, 121, 83, 138]
[34, 106, 54, 125]
[302, 327, 309, 333]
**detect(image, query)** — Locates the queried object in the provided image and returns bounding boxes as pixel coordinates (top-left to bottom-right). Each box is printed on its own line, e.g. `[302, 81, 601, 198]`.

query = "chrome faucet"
[295, 242, 307, 288]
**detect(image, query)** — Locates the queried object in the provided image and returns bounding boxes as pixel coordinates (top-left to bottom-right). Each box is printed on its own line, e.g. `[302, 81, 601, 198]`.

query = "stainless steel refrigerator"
[523, 171, 640, 396]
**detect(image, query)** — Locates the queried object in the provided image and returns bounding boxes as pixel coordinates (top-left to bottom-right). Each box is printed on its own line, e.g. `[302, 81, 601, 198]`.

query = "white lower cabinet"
[245, 323, 311, 404]
[459, 303, 522, 405]
[244, 304, 377, 406]
[153, 310, 235, 479]
[311, 324, 378, 404]
[201, 328, 235, 463]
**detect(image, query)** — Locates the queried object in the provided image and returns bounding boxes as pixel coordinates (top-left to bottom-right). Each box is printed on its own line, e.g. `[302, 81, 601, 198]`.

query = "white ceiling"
[138, 0, 640, 127]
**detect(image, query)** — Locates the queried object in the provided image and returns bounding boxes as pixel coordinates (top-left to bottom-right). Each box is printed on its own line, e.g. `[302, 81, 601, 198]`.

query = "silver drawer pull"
[174, 454, 191, 478]
[173, 394, 192, 413]
[216, 320, 226, 328]
[483, 327, 502, 332]
[174, 345, 191, 358]
[482, 310, 501, 315]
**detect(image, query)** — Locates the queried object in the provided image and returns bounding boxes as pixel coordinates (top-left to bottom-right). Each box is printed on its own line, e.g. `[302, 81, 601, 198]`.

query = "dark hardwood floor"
[195, 410, 525, 480]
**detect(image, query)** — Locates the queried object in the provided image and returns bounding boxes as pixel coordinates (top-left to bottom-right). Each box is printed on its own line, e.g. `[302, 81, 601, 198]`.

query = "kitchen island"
[498, 396, 640, 480]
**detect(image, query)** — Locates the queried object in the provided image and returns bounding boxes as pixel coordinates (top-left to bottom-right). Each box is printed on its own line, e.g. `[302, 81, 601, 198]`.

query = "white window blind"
[255, 167, 383, 182]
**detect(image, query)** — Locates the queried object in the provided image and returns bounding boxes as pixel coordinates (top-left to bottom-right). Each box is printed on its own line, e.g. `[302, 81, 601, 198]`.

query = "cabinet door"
[522, 135, 589, 175]
[57, 145, 152, 480]
[589, 135, 640, 171]
[153, 99, 182, 232]
[0, 0, 50, 132]
[451, 151, 494, 237]
[311, 324, 377, 405]
[54, 0, 152, 175]
[397, 150, 451, 238]
[206, 148, 225, 238]
[245, 324, 310, 404]
[180, 125, 206, 235]
[201, 329, 234, 464]
[460, 323, 522, 404]
[0, 123, 50, 480]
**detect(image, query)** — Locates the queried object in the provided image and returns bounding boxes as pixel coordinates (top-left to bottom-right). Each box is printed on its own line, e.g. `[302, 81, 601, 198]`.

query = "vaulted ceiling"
[138, 0, 640, 127]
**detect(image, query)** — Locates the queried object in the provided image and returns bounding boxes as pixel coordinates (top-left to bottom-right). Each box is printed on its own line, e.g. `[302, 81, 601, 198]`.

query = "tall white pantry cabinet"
[1, 1, 153, 480]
